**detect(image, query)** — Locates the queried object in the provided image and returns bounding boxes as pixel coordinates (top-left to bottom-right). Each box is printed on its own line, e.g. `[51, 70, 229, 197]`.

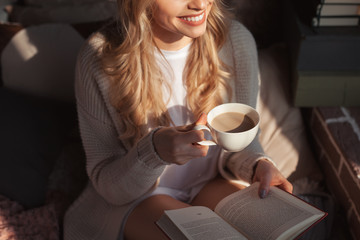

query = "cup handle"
[193, 125, 217, 146]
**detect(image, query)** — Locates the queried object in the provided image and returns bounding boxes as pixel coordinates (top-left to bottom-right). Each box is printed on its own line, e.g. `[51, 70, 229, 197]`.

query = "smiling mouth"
[179, 12, 205, 23]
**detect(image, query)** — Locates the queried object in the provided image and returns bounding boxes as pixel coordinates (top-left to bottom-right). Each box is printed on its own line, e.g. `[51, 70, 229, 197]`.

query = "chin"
[185, 27, 207, 39]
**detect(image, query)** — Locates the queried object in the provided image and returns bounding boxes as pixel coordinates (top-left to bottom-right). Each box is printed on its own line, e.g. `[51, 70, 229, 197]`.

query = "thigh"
[124, 194, 191, 240]
[191, 175, 247, 210]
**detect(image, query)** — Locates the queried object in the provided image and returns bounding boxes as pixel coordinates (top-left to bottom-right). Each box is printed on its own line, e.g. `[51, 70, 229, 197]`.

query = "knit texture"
[64, 20, 268, 240]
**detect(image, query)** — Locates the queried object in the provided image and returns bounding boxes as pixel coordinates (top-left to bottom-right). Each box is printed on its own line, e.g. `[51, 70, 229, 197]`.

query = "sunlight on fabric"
[12, 31, 38, 61]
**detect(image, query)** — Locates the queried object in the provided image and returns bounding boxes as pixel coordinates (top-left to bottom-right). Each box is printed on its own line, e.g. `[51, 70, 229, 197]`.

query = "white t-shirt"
[153, 44, 221, 203]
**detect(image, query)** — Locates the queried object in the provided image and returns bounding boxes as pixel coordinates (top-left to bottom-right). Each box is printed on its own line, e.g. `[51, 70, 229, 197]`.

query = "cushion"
[1, 23, 84, 102]
[0, 194, 59, 239]
[257, 44, 323, 182]
[0, 88, 76, 208]
[0, 23, 24, 87]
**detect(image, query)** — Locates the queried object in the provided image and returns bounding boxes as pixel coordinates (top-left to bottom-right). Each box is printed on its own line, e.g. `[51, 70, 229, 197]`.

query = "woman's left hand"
[252, 159, 293, 198]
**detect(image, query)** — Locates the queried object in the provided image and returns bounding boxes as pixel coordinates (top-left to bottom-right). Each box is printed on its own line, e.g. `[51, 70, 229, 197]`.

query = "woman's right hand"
[153, 113, 209, 165]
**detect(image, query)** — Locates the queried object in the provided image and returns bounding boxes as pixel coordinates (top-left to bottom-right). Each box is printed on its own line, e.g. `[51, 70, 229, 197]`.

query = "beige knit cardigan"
[64, 20, 268, 240]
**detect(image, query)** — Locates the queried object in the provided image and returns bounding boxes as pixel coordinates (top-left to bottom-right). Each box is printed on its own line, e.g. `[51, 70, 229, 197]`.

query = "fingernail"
[260, 189, 267, 199]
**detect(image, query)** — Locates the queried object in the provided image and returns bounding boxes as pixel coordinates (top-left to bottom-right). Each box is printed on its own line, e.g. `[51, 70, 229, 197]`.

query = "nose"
[188, 0, 207, 11]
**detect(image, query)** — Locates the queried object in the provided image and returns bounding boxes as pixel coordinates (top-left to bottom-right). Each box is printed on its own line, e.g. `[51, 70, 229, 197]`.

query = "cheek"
[155, 0, 185, 19]
[154, 8, 181, 28]
[153, 14, 172, 31]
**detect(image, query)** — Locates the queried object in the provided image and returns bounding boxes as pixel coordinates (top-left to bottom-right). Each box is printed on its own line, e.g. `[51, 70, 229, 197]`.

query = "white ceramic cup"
[194, 103, 260, 152]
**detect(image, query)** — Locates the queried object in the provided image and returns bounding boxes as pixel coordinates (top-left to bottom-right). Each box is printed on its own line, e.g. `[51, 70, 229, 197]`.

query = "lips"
[178, 12, 206, 25]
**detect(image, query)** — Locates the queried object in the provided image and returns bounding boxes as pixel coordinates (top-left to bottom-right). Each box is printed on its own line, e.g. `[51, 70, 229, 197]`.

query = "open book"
[156, 182, 327, 240]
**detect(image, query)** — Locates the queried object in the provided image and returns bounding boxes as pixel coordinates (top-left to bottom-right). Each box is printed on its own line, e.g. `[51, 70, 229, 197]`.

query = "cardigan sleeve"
[74, 34, 167, 206]
[219, 21, 274, 184]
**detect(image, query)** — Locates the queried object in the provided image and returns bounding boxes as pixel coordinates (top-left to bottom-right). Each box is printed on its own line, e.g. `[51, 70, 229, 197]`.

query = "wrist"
[152, 127, 171, 165]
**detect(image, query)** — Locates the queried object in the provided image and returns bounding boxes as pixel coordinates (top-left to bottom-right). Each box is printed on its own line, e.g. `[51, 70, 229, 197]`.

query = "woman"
[64, 0, 293, 239]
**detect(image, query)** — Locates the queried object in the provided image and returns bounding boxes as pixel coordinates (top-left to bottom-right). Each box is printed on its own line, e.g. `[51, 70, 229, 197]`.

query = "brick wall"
[309, 107, 360, 240]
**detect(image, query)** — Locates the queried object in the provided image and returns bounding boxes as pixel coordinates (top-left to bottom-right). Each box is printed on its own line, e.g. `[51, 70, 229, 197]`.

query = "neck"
[152, 22, 193, 51]
[153, 35, 193, 51]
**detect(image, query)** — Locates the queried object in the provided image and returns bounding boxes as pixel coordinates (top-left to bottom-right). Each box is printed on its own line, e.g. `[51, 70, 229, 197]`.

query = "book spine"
[285, 1, 360, 107]
[317, 3, 360, 16]
[323, 0, 360, 3]
[313, 2, 360, 27]
[312, 16, 360, 26]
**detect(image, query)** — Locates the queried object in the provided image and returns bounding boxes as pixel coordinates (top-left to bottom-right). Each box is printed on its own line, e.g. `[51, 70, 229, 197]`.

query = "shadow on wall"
[257, 44, 323, 183]
[224, 0, 285, 49]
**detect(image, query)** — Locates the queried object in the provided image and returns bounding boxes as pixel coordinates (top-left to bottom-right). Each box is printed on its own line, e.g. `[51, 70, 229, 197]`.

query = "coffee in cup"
[210, 112, 256, 133]
[194, 103, 260, 152]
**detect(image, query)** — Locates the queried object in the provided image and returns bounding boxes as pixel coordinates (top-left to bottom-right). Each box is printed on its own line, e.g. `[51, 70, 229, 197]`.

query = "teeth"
[181, 13, 204, 22]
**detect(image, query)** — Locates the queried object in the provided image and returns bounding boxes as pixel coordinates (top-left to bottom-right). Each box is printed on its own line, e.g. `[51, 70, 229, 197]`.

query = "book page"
[214, 182, 325, 240]
[158, 206, 247, 240]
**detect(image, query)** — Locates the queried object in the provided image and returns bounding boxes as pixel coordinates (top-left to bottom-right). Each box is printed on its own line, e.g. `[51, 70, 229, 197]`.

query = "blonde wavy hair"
[101, 0, 232, 145]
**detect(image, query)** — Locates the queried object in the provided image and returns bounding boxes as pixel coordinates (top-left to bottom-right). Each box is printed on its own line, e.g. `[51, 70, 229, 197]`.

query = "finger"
[178, 113, 208, 132]
[192, 113, 209, 142]
[277, 179, 293, 194]
[183, 143, 209, 158]
[195, 113, 207, 126]
[258, 173, 272, 199]
[177, 122, 196, 132]
[170, 127, 208, 153]
[170, 142, 209, 164]
[156, 138, 208, 165]
[178, 129, 205, 144]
